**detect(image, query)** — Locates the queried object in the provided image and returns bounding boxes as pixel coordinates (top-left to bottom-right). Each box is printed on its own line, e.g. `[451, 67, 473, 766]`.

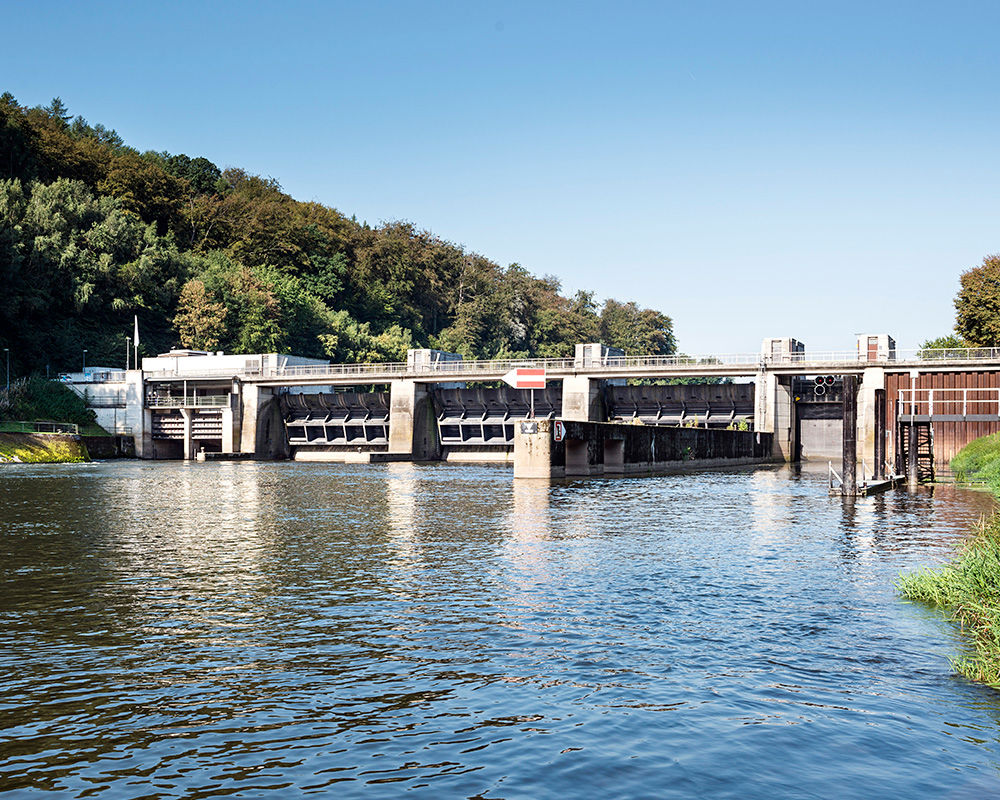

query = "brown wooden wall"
[886, 370, 1000, 466]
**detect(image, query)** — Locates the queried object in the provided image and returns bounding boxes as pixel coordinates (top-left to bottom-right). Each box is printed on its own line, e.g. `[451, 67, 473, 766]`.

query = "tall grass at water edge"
[898, 433, 1000, 685]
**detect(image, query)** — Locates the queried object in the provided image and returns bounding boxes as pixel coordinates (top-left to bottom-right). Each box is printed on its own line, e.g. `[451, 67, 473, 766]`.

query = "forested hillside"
[0, 94, 674, 374]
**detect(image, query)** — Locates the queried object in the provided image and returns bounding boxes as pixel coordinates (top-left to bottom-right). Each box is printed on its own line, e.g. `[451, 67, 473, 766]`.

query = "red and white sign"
[501, 367, 546, 390]
[553, 420, 565, 442]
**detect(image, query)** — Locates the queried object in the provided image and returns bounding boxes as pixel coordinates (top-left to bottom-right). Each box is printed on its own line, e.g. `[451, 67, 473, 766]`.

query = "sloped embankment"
[0, 433, 89, 463]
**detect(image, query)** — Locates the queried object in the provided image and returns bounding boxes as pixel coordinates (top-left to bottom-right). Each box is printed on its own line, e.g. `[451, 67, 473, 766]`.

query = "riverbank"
[898, 433, 1000, 684]
[0, 432, 89, 463]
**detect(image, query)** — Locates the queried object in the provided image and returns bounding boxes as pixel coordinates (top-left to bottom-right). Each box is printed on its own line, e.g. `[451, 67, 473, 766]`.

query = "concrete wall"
[561, 376, 605, 421]
[515, 419, 774, 479]
[755, 372, 796, 461]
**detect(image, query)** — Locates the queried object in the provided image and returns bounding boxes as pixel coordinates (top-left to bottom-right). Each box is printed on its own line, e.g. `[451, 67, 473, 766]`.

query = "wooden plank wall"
[886, 370, 1000, 465]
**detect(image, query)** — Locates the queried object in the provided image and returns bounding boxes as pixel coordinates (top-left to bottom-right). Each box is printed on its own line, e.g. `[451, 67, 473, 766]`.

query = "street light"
[82, 349, 87, 374]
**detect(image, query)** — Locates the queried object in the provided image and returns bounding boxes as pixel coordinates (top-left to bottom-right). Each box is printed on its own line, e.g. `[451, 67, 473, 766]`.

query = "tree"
[97, 151, 188, 234]
[599, 299, 676, 355]
[0, 94, 680, 372]
[0, 93, 38, 181]
[43, 97, 72, 128]
[920, 334, 965, 350]
[226, 266, 284, 353]
[956, 255, 1000, 347]
[174, 279, 227, 350]
[318, 311, 413, 363]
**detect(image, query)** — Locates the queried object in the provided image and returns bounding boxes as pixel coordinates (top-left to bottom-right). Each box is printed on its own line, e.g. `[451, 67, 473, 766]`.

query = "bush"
[0, 376, 96, 426]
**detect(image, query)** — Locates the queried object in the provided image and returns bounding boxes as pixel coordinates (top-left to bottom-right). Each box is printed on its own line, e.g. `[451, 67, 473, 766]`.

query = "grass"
[898, 433, 1000, 685]
[0, 376, 97, 428]
[951, 431, 1000, 491]
[0, 432, 89, 463]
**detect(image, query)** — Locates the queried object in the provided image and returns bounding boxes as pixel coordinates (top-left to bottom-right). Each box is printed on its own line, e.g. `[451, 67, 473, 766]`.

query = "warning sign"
[553, 420, 565, 442]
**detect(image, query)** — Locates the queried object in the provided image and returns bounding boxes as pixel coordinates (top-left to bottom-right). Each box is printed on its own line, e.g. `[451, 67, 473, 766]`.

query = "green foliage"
[0, 91, 677, 375]
[919, 334, 967, 358]
[950, 432, 1000, 489]
[174, 279, 227, 350]
[898, 514, 1000, 685]
[0, 376, 96, 426]
[899, 433, 1000, 686]
[956, 255, 1000, 347]
[599, 299, 675, 355]
[319, 311, 413, 363]
[0, 176, 191, 368]
[0, 432, 89, 463]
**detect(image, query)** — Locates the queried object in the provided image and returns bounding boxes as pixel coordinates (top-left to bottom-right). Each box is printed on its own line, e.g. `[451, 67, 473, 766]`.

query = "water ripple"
[2, 461, 1000, 798]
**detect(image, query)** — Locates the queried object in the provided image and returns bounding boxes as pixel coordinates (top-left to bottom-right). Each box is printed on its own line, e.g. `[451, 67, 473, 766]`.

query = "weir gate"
[68, 337, 1000, 480]
[278, 384, 754, 461]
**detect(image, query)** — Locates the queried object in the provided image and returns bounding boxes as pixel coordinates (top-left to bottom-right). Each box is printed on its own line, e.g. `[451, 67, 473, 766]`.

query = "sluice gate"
[281, 392, 390, 447]
[433, 387, 561, 446]
[606, 384, 754, 428]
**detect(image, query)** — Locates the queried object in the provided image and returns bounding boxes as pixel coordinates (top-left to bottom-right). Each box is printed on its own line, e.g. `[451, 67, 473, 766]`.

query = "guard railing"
[897, 388, 1000, 419]
[132, 347, 1000, 381]
[146, 395, 230, 408]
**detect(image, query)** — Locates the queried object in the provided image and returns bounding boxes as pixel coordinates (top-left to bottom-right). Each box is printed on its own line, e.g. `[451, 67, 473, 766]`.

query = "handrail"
[146, 395, 230, 408]
[0, 420, 80, 435]
[829, 461, 843, 490]
[896, 388, 1000, 418]
[125, 346, 1000, 382]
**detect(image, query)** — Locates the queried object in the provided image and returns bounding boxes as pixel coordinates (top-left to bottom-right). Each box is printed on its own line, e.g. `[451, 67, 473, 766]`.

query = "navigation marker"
[502, 367, 546, 419]
[501, 367, 546, 390]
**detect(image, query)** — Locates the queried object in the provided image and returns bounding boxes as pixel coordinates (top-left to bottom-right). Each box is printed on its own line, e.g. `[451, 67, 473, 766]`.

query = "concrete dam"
[69, 334, 1000, 482]
[280, 383, 756, 463]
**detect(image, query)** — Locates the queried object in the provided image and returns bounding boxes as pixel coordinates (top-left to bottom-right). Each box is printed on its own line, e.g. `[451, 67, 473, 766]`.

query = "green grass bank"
[0, 376, 100, 463]
[0, 376, 97, 428]
[897, 433, 1000, 685]
[0, 432, 89, 463]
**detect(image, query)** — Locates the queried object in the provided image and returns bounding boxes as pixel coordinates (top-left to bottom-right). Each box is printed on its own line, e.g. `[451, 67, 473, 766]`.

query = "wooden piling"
[842, 375, 857, 496]
[874, 388, 886, 480]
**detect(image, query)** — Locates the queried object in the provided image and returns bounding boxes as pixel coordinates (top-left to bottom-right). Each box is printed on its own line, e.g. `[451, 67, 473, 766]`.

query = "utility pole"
[3, 348, 8, 391]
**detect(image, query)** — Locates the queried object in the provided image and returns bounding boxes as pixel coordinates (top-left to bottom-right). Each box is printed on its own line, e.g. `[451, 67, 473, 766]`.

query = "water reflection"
[2, 461, 1000, 798]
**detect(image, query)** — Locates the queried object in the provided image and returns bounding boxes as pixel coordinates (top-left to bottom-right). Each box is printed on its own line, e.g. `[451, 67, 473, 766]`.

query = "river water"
[2, 461, 1000, 798]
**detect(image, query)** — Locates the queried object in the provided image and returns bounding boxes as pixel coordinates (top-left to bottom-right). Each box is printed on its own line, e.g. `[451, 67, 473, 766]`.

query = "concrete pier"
[514, 419, 774, 479]
[561, 376, 605, 422]
[388, 380, 440, 460]
[755, 372, 796, 462]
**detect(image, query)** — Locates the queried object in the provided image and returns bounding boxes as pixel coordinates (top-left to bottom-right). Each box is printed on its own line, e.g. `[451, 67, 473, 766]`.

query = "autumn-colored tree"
[97, 151, 187, 234]
[174, 279, 228, 350]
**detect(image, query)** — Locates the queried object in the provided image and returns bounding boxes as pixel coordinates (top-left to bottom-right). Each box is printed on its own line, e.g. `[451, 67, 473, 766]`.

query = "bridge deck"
[141, 354, 1000, 387]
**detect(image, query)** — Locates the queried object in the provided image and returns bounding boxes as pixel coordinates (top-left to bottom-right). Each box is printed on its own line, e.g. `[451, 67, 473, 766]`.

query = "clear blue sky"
[5, 1, 999, 354]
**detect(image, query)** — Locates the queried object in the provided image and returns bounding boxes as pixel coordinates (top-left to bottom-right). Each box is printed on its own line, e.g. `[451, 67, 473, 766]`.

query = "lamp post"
[82, 349, 87, 375]
[3, 348, 8, 391]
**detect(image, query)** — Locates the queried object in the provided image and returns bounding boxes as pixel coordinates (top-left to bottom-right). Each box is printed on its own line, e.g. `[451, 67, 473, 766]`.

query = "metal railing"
[128, 346, 1000, 382]
[85, 394, 126, 408]
[0, 420, 80, 435]
[64, 371, 128, 383]
[897, 388, 1000, 418]
[146, 395, 230, 408]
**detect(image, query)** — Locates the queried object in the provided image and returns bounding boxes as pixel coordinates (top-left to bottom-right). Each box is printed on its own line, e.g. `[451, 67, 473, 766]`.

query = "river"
[1, 461, 1000, 798]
